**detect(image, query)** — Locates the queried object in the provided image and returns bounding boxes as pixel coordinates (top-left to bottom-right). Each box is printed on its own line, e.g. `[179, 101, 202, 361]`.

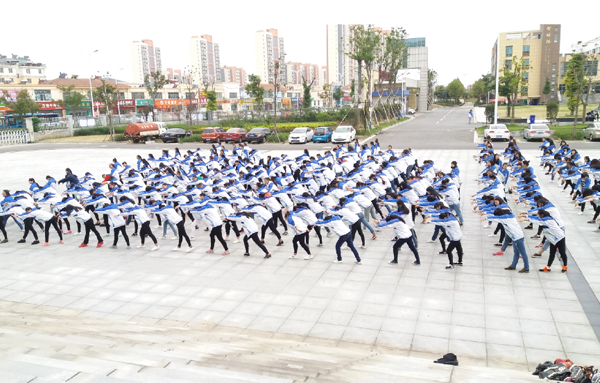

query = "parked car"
[331, 125, 356, 143]
[484, 124, 510, 141]
[222, 127, 248, 143]
[201, 127, 226, 143]
[160, 128, 191, 143]
[288, 127, 314, 144]
[312, 126, 334, 143]
[246, 127, 273, 143]
[523, 123, 551, 141]
[583, 122, 600, 141]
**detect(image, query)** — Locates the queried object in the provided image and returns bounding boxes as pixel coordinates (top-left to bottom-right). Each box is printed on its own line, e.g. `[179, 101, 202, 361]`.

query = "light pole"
[494, 36, 500, 124]
[113, 68, 124, 117]
[88, 50, 98, 117]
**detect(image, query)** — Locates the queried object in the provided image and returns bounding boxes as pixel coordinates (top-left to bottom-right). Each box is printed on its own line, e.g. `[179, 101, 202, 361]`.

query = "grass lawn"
[41, 135, 115, 143]
[499, 104, 590, 119]
[477, 123, 589, 140]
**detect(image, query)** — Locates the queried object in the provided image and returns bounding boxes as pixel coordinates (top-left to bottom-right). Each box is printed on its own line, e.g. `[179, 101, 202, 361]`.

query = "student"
[431, 212, 463, 269]
[63, 205, 103, 248]
[315, 215, 361, 264]
[19, 207, 63, 246]
[243, 204, 284, 246]
[96, 203, 130, 249]
[375, 214, 420, 265]
[285, 211, 311, 259]
[228, 212, 271, 258]
[151, 203, 193, 252]
[484, 208, 529, 273]
[122, 206, 159, 251]
[190, 204, 229, 255]
[520, 209, 568, 273]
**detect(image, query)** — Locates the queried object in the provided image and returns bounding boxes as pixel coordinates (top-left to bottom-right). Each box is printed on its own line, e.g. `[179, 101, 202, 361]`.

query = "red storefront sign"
[154, 99, 200, 109]
[117, 99, 135, 107]
[37, 102, 65, 110]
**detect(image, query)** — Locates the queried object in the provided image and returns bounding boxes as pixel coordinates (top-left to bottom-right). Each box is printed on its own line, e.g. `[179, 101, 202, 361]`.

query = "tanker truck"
[124, 122, 167, 143]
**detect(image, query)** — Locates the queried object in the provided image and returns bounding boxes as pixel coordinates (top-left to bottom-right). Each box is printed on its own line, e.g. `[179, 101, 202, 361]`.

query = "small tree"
[471, 79, 486, 104]
[499, 56, 529, 123]
[447, 78, 465, 104]
[93, 79, 119, 140]
[542, 78, 551, 103]
[302, 76, 315, 108]
[333, 86, 343, 107]
[320, 83, 333, 108]
[546, 101, 559, 124]
[564, 53, 587, 133]
[427, 69, 437, 108]
[434, 85, 448, 102]
[484, 104, 495, 124]
[144, 71, 169, 118]
[245, 74, 265, 111]
[0, 89, 40, 127]
[55, 85, 85, 126]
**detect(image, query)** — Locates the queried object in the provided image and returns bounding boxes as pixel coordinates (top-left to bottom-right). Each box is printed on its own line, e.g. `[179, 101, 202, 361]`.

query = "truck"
[124, 122, 167, 143]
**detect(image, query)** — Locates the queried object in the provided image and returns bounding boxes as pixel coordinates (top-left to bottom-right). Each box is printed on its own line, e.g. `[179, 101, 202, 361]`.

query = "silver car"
[523, 123, 551, 141]
[484, 124, 510, 141]
[583, 122, 600, 141]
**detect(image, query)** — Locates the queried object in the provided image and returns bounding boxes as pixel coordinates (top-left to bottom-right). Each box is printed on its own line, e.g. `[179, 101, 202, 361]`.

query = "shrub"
[484, 104, 495, 124]
[181, 134, 203, 143]
[546, 101, 559, 122]
[31, 116, 40, 132]
[114, 134, 127, 142]
[74, 127, 109, 136]
[267, 133, 289, 143]
[554, 129, 584, 141]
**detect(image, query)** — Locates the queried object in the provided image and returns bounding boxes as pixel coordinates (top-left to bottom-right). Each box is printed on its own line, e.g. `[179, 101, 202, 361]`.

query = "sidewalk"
[0, 147, 598, 373]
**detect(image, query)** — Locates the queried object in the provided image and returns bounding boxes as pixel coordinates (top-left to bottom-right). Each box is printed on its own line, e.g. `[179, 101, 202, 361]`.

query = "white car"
[288, 127, 314, 144]
[523, 123, 551, 141]
[484, 124, 510, 141]
[332, 125, 356, 143]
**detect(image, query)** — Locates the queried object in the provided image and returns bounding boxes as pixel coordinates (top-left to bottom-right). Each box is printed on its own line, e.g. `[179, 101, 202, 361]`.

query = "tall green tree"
[245, 74, 265, 111]
[144, 71, 169, 108]
[447, 78, 465, 104]
[499, 56, 529, 123]
[302, 76, 315, 108]
[434, 85, 448, 102]
[333, 86, 343, 107]
[55, 85, 85, 125]
[376, 27, 408, 120]
[542, 78, 551, 103]
[93, 79, 119, 140]
[0, 89, 40, 126]
[470, 79, 486, 104]
[564, 53, 587, 133]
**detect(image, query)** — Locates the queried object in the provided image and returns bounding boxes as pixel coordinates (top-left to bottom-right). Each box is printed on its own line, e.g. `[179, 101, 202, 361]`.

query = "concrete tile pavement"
[0, 147, 599, 372]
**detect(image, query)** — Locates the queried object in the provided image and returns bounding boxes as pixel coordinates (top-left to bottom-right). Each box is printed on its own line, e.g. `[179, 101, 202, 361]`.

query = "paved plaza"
[0, 146, 600, 380]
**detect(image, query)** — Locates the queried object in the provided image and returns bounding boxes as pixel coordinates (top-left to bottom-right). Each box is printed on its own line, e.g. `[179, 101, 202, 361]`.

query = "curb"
[359, 116, 415, 145]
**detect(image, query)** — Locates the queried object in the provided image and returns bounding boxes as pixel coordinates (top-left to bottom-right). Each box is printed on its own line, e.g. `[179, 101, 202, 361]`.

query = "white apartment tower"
[131, 39, 162, 85]
[190, 35, 222, 86]
[326, 24, 356, 86]
[255, 29, 285, 83]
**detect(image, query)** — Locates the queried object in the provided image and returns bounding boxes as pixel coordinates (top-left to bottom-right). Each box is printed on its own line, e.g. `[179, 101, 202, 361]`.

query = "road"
[1, 105, 598, 154]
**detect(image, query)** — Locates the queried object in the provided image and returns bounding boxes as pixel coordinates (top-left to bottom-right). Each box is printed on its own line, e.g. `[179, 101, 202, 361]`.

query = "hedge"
[267, 133, 290, 143]
[74, 126, 125, 136]
[181, 134, 203, 143]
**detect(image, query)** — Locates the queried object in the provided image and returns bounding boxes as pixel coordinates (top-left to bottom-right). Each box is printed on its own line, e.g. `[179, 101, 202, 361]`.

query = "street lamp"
[88, 50, 99, 117]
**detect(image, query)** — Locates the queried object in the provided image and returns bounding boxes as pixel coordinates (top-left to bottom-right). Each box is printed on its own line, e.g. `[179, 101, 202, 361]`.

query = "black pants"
[59, 217, 71, 231]
[307, 225, 322, 245]
[210, 225, 228, 250]
[140, 221, 157, 245]
[126, 215, 139, 234]
[351, 220, 365, 246]
[371, 199, 385, 218]
[439, 232, 448, 252]
[83, 219, 103, 244]
[592, 202, 600, 221]
[261, 218, 281, 240]
[392, 236, 419, 263]
[410, 205, 417, 223]
[244, 232, 269, 255]
[292, 232, 310, 255]
[44, 216, 63, 243]
[225, 220, 240, 237]
[0, 215, 7, 240]
[103, 214, 110, 233]
[23, 217, 39, 240]
[494, 223, 505, 243]
[176, 220, 191, 247]
[447, 240, 463, 264]
[548, 238, 567, 268]
[113, 226, 130, 246]
[272, 210, 288, 232]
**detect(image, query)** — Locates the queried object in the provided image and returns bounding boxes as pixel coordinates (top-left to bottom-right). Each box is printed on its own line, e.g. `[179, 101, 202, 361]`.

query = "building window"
[0, 68, 3, 73]
[8, 68, 13, 73]
[34, 89, 51, 101]
[287, 92, 292, 97]
[153, 92, 163, 99]
[533, 33, 541, 40]
[560, 62, 568, 77]
[505, 46, 513, 56]
[554, 34, 558, 43]
[38, 69, 42, 74]
[505, 60, 512, 70]
[26, 69, 31, 74]
[506, 33, 521, 40]
[523, 45, 530, 54]
[27, 78, 31, 83]
[523, 72, 529, 79]
[185, 92, 195, 99]
[585, 61, 599, 76]
[216, 93, 223, 98]
[522, 86, 528, 94]
[559, 84, 566, 94]
[118, 92, 125, 100]
[524, 59, 530, 67]
[131, 92, 145, 100]
[229, 92, 237, 99]
[168, 92, 179, 99]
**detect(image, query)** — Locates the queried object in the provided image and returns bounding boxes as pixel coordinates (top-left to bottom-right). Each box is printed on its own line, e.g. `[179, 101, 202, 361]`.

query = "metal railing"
[38, 117, 68, 131]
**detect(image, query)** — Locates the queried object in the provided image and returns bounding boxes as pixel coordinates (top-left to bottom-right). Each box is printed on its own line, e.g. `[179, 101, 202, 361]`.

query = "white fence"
[0, 129, 29, 146]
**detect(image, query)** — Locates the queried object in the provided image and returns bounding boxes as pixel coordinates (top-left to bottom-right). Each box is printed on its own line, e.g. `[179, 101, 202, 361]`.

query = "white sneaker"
[327, 232, 333, 238]
[233, 238, 240, 244]
[74, 232, 81, 236]
[578, 212, 584, 215]
[426, 239, 436, 243]
[171, 236, 178, 240]
[304, 255, 313, 260]
[359, 245, 366, 249]
[154, 225, 160, 229]
[332, 260, 342, 264]
[172, 247, 181, 251]
[137, 245, 145, 248]
[185, 246, 194, 253]
[225, 236, 230, 241]
[289, 255, 297, 259]
[161, 235, 167, 240]
[483, 224, 491, 228]
[355, 261, 362, 265]
[150, 245, 159, 251]
[445, 264, 455, 269]
[487, 233, 496, 237]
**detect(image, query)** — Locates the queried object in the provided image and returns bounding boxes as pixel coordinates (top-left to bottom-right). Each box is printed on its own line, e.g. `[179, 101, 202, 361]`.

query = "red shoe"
[41, 242, 50, 246]
[562, 266, 568, 273]
[493, 251, 504, 256]
[535, 243, 543, 248]
[64, 230, 72, 234]
[59, 240, 64, 244]
[371, 234, 377, 240]
[96, 242, 103, 248]
[79, 243, 88, 248]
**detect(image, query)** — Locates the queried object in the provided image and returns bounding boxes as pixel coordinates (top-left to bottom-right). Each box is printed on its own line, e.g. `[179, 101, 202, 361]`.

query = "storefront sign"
[136, 99, 154, 106]
[263, 98, 274, 103]
[80, 101, 91, 108]
[217, 99, 230, 104]
[118, 99, 135, 107]
[291, 98, 298, 102]
[36, 102, 64, 110]
[154, 99, 199, 109]
[240, 98, 255, 104]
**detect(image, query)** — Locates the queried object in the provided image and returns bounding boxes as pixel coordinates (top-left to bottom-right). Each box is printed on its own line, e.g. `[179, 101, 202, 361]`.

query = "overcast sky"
[3, 0, 596, 88]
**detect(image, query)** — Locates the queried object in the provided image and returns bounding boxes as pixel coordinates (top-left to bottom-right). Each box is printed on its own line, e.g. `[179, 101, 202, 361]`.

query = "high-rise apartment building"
[326, 24, 356, 86]
[220, 66, 246, 87]
[131, 39, 162, 85]
[283, 62, 320, 85]
[491, 24, 561, 104]
[190, 35, 222, 85]
[256, 29, 285, 83]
